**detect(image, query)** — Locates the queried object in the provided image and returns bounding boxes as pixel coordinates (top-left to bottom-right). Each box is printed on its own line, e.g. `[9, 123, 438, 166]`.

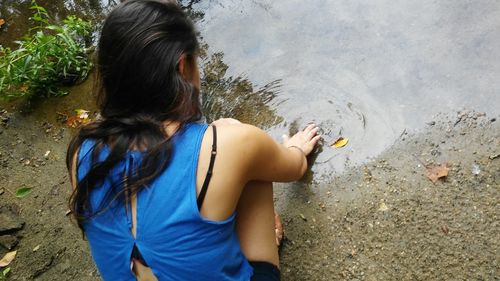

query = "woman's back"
[67, 1, 320, 280]
[77, 123, 253, 280]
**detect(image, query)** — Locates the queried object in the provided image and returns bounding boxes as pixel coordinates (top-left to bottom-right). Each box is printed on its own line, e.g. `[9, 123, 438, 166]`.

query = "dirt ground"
[0, 108, 498, 281]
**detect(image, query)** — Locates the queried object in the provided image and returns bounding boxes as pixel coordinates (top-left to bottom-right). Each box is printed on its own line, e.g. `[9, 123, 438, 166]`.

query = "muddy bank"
[275, 111, 499, 280]
[0, 108, 497, 280]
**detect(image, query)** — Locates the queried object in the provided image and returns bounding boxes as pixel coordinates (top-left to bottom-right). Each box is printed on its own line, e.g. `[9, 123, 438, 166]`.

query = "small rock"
[378, 202, 389, 211]
[489, 154, 499, 160]
[0, 235, 19, 250]
[471, 164, 481, 175]
[0, 213, 25, 235]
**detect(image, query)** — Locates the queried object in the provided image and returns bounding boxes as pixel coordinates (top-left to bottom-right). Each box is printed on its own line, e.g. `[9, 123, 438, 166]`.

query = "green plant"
[0, 1, 93, 99]
[0, 267, 10, 279]
[0, 266, 11, 280]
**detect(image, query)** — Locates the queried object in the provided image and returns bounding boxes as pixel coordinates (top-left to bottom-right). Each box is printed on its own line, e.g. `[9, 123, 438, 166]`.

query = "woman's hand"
[282, 123, 321, 156]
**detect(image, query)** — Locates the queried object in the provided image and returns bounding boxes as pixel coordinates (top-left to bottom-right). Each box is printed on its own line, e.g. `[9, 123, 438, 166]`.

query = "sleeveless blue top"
[77, 123, 253, 280]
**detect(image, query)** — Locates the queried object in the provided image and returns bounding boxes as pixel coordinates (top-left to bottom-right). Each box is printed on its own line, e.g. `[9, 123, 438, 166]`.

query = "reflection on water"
[201, 51, 282, 127]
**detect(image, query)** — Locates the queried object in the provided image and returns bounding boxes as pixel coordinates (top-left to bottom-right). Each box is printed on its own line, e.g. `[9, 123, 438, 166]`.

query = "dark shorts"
[250, 261, 281, 281]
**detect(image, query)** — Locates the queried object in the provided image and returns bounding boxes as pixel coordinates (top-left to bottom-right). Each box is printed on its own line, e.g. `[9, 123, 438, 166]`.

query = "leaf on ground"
[15, 186, 32, 198]
[65, 116, 81, 127]
[19, 85, 29, 92]
[0, 251, 16, 267]
[0, 19, 5, 28]
[331, 137, 349, 148]
[66, 109, 91, 127]
[75, 109, 89, 119]
[2, 267, 11, 277]
[426, 163, 450, 183]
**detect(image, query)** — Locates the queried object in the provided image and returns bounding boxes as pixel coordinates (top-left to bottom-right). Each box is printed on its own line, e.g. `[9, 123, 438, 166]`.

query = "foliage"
[0, 1, 93, 99]
[15, 186, 32, 198]
[0, 267, 10, 280]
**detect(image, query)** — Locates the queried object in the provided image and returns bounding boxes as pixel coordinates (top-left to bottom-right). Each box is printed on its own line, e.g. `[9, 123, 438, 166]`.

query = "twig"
[412, 153, 427, 168]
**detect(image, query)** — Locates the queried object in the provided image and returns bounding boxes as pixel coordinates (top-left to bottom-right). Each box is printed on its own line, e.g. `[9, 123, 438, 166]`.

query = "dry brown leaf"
[331, 137, 349, 148]
[65, 109, 91, 127]
[0, 19, 5, 28]
[426, 163, 450, 183]
[0, 251, 17, 267]
[65, 116, 81, 127]
[19, 85, 29, 92]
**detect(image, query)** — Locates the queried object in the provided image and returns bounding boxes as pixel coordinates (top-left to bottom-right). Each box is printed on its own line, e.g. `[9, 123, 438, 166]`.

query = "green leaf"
[15, 186, 32, 198]
[2, 267, 11, 277]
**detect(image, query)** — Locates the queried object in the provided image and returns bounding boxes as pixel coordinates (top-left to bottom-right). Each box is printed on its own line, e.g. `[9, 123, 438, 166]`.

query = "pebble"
[0, 213, 25, 235]
[489, 154, 499, 160]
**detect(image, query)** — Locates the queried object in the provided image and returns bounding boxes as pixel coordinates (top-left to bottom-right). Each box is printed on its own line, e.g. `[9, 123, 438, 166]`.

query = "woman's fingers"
[310, 134, 321, 145]
[304, 123, 316, 133]
[282, 123, 321, 156]
[302, 124, 320, 142]
[308, 127, 320, 138]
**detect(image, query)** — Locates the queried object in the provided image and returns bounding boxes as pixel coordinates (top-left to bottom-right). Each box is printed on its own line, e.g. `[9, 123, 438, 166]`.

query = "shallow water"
[196, 0, 500, 181]
[1, 0, 499, 184]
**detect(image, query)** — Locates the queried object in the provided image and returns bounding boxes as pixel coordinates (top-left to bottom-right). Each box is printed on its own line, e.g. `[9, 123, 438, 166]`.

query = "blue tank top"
[77, 123, 253, 280]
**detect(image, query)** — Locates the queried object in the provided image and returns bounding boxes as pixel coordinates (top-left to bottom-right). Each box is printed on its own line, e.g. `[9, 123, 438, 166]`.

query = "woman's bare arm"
[219, 123, 320, 183]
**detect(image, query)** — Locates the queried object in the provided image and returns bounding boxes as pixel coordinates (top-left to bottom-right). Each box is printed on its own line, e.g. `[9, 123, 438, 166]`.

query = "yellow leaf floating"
[331, 137, 349, 148]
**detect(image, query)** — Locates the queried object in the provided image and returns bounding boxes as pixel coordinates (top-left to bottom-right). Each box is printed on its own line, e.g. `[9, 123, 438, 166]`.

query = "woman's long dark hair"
[66, 0, 202, 231]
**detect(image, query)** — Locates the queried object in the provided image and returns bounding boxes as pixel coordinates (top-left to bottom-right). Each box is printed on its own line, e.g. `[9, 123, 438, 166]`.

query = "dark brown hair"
[66, 0, 201, 231]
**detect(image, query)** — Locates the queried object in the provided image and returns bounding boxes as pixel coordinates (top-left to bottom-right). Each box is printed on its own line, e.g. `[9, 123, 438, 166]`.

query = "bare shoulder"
[212, 123, 268, 154]
[198, 123, 267, 176]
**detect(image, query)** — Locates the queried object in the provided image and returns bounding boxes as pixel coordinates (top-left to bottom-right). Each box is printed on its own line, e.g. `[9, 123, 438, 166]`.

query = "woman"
[67, 1, 320, 280]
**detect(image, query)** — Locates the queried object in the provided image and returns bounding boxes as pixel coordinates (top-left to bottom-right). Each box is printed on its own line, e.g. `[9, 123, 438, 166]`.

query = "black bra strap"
[197, 125, 217, 210]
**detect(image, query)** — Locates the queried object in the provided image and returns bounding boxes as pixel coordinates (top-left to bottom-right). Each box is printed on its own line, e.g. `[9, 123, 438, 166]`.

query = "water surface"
[196, 0, 500, 181]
